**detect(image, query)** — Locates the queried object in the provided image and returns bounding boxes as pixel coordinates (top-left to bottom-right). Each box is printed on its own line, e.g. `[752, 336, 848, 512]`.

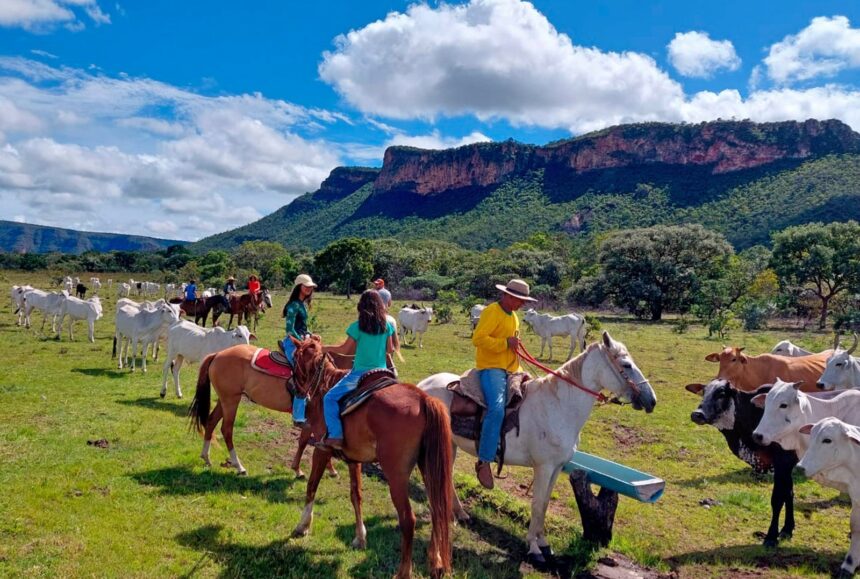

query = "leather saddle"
[339, 369, 399, 416]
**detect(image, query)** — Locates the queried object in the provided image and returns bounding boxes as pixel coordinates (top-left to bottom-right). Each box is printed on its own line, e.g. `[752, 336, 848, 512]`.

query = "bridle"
[294, 347, 331, 402]
[600, 344, 648, 399]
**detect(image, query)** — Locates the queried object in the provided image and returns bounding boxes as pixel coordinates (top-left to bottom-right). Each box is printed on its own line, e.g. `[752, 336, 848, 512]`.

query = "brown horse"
[170, 296, 227, 327]
[289, 335, 453, 579]
[221, 289, 272, 331]
[188, 344, 336, 478]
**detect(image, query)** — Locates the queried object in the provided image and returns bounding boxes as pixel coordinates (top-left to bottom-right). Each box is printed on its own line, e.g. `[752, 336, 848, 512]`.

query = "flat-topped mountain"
[194, 119, 860, 251]
[0, 221, 185, 254]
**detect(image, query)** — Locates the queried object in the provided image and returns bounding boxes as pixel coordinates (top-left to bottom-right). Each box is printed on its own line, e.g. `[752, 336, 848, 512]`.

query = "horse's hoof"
[327, 470, 339, 478]
[351, 537, 367, 549]
[762, 536, 778, 548]
[778, 529, 793, 541]
[539, 544, 555, 560]
[455, 511, 471, 524]
[291, 527, 308, 538]
[237, 468, 247, 476]
[160, 391, 166, 399]
[293, 470, 306, 480]
[526, 552, 549, 570]
[177, 394, 183, 400]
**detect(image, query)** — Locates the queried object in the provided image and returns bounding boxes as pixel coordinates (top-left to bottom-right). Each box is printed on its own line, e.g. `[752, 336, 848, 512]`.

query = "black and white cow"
[687, 379, 797, 547]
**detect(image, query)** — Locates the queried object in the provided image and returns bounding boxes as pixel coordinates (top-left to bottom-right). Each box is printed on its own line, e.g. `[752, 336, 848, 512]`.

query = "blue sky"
[2, 1, 860, 240]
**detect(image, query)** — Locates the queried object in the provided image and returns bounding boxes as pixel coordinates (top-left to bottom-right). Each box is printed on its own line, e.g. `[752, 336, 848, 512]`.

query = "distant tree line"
[4, 221, 860, 333]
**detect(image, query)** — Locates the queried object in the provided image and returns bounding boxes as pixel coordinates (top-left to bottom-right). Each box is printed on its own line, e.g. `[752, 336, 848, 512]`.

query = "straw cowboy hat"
[226, 276, 235, 282]
[495, 278, 538, 302]
[294, 274, 318, 288]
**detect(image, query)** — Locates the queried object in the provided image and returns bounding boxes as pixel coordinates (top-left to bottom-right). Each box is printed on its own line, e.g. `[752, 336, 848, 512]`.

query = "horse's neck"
[527, 345, 600, 413]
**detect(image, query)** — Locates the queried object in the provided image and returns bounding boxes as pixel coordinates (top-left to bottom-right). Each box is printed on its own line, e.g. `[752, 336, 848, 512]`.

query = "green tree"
[313, 238, 373, 298]
[197, 251, 232, 285]
[232, 241, 287, 283]
[771, 221, 860, 329]
[585, 224, 732, 320]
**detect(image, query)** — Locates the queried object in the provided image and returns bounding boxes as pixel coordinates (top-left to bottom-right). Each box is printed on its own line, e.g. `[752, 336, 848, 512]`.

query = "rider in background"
[471, 278, 536, 489]
[281, 274, 317, 426]
[221, 275, 236, 310]
[184, 279, 198, 302]
[316, 290, 395, 450]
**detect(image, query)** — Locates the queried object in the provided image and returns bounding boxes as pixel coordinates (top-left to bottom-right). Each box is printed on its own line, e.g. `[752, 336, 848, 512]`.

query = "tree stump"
[569, 470, 619, 547]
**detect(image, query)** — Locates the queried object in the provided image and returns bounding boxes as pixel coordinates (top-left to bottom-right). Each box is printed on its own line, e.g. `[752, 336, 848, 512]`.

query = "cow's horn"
[849, 333, 859, 356]
[834, 332, 842, 351]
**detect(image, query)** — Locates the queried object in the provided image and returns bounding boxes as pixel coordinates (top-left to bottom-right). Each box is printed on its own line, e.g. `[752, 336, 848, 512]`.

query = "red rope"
[516, 343, 608, 403]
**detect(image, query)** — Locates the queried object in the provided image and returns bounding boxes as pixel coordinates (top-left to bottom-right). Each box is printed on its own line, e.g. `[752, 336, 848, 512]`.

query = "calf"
[752, 379, 860, 456]
[705, 346, 829, 392]
[522, 308, 586, 360]
[771, 340, 814, 357]
[161, 321, 255, 398]
[469, 304, 486, 331]
[687, 379, 796, 547]
[398, 306, 433, 348]
[797, 418, 860, 578]
[75, 283, 87, 299]
[57, 295, 102, 342]
[817, 334, 860, 391]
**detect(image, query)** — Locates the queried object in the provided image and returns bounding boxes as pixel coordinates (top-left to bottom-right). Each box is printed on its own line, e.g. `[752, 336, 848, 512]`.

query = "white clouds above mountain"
[765, 16, 860, 84]
[667, 31, 741, 78]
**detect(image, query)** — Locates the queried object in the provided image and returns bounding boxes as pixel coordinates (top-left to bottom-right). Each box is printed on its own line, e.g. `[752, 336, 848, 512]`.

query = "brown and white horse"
[188, 344, 336, 479]
[289, 336, 453, 579]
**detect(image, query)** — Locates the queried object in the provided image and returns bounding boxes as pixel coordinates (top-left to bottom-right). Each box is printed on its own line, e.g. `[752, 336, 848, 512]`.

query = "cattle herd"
[10, 279, 860, 576]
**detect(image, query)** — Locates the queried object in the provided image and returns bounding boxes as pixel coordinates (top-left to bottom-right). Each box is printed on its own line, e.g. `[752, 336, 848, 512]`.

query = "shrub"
[672, 316, 690, 334]
[583, 314, 602, 339]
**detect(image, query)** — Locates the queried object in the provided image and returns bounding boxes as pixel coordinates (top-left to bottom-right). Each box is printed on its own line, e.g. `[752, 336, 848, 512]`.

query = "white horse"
[417, 331, 656, 565]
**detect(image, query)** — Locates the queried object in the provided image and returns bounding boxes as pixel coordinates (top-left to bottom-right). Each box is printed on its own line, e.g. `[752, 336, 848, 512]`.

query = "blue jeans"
[281, 338, 306, 422]
[478, 368, 508, 462]
[323, 368, 370, 439]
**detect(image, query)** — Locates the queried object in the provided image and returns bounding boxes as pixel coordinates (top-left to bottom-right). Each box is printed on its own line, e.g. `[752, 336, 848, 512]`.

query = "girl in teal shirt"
[318, 290, 395, 450]
[281, 274, 316, 425]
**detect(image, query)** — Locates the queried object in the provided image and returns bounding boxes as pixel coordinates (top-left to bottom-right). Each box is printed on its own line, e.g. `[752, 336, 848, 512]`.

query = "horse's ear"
[602, 331, 612, 348]
[289, 335, 302, 346]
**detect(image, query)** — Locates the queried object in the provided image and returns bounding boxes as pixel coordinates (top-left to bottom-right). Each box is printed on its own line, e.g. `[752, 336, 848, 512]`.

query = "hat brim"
[298, 282, 317, 288]
[495, 284, 538, 302]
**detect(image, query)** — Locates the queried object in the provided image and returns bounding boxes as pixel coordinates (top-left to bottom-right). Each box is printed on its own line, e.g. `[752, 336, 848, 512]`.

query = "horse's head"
[262, 288, 273, 309]
[593, 331, 657, 413]
[290, 335, 326, 397]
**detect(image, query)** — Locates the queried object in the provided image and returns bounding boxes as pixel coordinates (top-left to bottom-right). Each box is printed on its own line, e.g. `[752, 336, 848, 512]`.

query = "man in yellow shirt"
[472, 278, 537, 489]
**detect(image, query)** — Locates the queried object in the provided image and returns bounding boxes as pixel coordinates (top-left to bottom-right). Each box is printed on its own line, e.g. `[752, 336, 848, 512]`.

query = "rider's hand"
[507, 336, 521, 350]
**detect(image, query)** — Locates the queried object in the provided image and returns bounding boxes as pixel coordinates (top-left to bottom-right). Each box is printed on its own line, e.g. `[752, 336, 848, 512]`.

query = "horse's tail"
[188, 353, 216, 433]
[111, 334, 117, 358]
[420, 394, 453, 573]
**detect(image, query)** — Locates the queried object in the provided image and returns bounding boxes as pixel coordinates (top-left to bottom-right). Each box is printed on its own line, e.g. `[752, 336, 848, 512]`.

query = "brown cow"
[705, 346, 830, 392]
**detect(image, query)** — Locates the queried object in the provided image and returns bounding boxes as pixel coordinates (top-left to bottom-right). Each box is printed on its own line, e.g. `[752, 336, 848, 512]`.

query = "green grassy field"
[0, 271, 851, 578]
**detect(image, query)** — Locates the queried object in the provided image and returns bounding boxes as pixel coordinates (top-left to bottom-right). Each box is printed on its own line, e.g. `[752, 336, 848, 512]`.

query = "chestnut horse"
[221, 289, 272, 331]
[188, 344, 336, 479]
[288, 336, 453, 579]
[170, 296, 227, 327]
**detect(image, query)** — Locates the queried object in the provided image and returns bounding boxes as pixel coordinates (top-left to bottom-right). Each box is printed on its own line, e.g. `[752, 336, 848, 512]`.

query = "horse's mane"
[533, 340, 622, 395]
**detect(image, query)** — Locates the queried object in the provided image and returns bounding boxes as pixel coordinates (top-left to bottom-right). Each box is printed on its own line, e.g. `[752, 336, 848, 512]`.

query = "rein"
[601, 345, 648, 397]
[299, 351, 331, 402]
[516, 343, 608, 404]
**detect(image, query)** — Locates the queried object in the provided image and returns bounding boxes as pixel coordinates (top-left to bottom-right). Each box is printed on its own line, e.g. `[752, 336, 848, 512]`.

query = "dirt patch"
[87, 438, 110, 448]
[578, 554, 676, 579]
[609, 423, 660, 448]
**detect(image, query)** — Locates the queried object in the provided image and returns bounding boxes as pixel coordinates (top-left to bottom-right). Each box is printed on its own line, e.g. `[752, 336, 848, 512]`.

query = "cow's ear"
[705, 353, 720, 363]
[685, 383, 706, 396]
[751, 394, 767, 408]
[847, 430, 860, 446]
[798, 423, 814, 435]
[739, 353, 748, 364]
[248, 333, 258, 341]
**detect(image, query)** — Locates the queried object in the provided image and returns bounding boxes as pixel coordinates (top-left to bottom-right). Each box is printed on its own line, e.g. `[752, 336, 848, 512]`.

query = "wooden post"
[569, 470, 619, 547]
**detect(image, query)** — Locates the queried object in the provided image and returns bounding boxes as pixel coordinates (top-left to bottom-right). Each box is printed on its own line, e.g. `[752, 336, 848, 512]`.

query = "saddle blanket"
[448, 369, 529, 408]
[250, 348, 293, 379]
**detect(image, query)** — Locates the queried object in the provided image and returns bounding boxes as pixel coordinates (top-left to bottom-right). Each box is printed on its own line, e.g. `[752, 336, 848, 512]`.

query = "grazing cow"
[522, 308, 587, 360]
[161, 321, 255, 398]
[57, 295, 103, 342]
[705, 347, 829, 392]
[687, 380, 797, 547]
[469, 304, 486, 331]
[142, 281, 160, 297]
[22, 289, 66, 332]
[113, 302, 180, 372]
[75, 283, 87, 299]
[817, 334, 860, 391]
[398, 305, 433, 348]
[752, 379, 860, 455]
[770, 340, 814, 357]
[117, 283, 132, 298]
[797, 417, 860, 578]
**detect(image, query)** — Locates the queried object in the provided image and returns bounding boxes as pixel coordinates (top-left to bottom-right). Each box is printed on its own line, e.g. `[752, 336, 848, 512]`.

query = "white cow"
[63, 276, 73, 294]
[797, 417, 860, 578]
[22, 289, 66, 332]
[398, 306, 433, 348]
[161, 321, 255, 398]
[469, 304, 486, 331]
[752, 379, 860, 456]
[142, 281, 160, 297]
[770, 340, 814, 357]
[12, 285, 33, 325]
[817, 334, 860, 391]
[107, 279, 113, 289]
[91, 278, 102, 294]
[114, 302, 180, 372]
[117, 283, 132, 298]
[57, 295, 103, 342]
[522, 308, 587, 360]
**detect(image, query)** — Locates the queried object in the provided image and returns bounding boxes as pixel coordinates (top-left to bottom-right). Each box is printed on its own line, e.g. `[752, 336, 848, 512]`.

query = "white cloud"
[387, 130, 491, 150]
[667, 31, 741, 78]
[319, 0, 684, 133]
[0, 58, 343, 240]
[0, 0, 109, 31]
[765, 16, 860, 84]
[146, 219, 178, 236]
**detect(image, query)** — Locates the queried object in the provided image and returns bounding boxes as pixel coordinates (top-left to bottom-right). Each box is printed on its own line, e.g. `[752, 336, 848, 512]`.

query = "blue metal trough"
[563, 451, 665, 503]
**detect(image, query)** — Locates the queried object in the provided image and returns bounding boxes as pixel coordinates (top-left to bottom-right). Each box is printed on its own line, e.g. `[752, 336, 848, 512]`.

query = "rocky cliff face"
[314, 166, 380, 201]
[367, 119, 860, 197]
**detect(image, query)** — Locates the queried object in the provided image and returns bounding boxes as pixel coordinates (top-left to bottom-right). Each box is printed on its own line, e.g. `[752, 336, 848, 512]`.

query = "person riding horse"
[247, 275, 261, 306]
[472, 278, 536, 489]
[185, 279, 198, 302]
[280, 274, 317, 426]
[221, 276, 236, 311]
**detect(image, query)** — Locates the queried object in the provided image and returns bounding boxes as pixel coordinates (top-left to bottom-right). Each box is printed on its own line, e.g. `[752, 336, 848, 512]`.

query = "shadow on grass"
[669, 543, 842, 576]
[131, 466, 301, 504]
[175, 524, 342, 578]
[117, 396, 188, 418]
[796, 495, 851, 514]
[72, 367, 128, 380]
[673, 467, 772, 488]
